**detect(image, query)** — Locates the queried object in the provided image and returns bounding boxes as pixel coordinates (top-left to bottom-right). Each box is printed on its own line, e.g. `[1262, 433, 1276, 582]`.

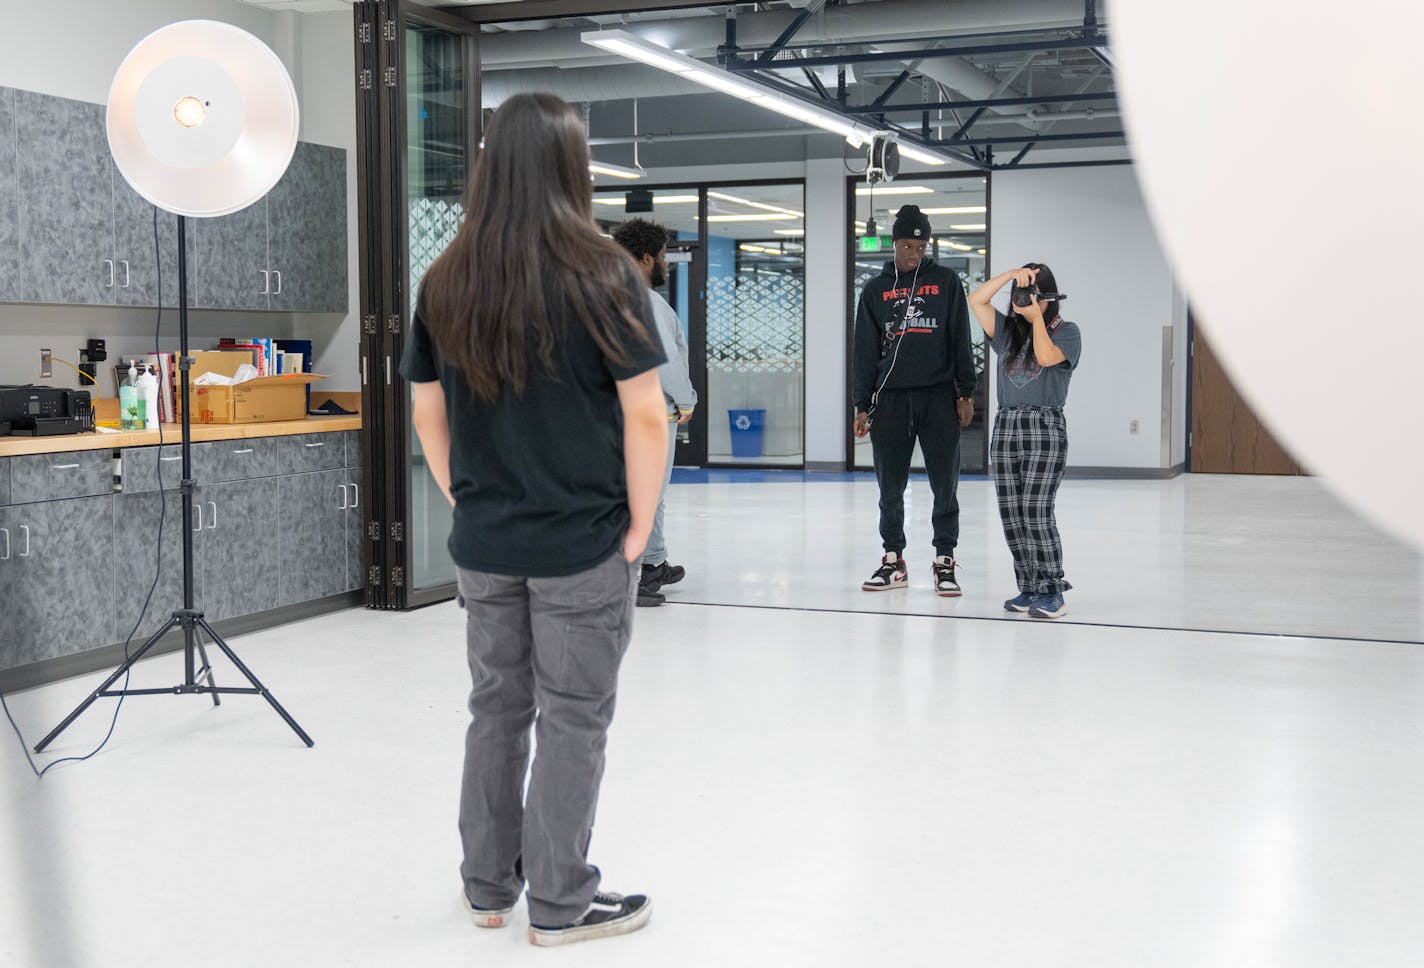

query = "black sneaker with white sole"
[862, 552, 908, 591]
[462, 892, 516, 929]
[528, 891, 652, 947]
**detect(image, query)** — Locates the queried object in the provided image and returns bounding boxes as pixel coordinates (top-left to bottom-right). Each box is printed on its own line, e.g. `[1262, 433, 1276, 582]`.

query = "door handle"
[338, 484, 349, 511]
[104, 259, 114, 288]
[120, 260, 130, 288]
[208, 501, 217, 530]
[350, 483, 359, 510]
[273, 270, 282, 295]
[260, 269, 270, 294]
[194, 503, 202, 533]
[161, 455, 181, 462]
[50, 463, 80, 470]
[304, 441, 325, 448]
[0, 527, 9, 561]
[18, 525, 30, 558]
[231, 448, 254, 455]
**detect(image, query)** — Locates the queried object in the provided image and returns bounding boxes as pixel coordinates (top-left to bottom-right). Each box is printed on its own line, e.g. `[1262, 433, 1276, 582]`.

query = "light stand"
[36, 20, 312, 752]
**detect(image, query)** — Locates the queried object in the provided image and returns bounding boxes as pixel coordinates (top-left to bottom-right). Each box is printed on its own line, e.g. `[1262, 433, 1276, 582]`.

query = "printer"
[0, 385, 95, 436]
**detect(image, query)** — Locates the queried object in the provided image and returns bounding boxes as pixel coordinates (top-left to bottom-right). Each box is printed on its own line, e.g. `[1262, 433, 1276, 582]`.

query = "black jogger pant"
[991, 406, 1071, 595]
[869, 387, 962, 558]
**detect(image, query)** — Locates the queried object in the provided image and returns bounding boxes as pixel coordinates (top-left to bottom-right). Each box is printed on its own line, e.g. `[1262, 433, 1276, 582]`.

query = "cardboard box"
[196, 373, 326, 424]
[175, 350, 262, 418]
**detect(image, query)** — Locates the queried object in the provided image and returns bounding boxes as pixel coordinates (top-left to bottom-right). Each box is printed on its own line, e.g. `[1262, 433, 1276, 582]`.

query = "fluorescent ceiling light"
[707, 214, 801, 222]
[593, 194, 698, 205]
[589, 160, 642, 180]
[920, 205, 987, 215]
[977, 248, 987, 254]
[774, 228, 805, 236]
[708, 190, 802, 217]
[581, 28, 948, 166]
[855, 186, 934, 196]
[950, 223, 987, 230]
[739, 243, 774, 253]
[942, 240, 974, 251]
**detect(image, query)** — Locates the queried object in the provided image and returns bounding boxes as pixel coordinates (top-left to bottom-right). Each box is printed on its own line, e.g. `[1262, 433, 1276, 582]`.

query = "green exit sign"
[859, 236, 888, 253]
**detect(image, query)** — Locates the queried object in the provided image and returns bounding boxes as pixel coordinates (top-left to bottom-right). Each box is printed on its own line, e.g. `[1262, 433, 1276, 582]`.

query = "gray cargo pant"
[455, 550, 638, 926]
[642, 419, 679, 567]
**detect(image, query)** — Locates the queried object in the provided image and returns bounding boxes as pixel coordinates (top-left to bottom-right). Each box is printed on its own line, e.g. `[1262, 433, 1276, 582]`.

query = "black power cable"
[2, 205, 169, 776]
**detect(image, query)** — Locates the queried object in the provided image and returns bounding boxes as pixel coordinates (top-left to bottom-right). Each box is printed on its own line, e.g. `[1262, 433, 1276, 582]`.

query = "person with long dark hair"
[968, 263, 1082, 619]
[401, 92, 669, 946]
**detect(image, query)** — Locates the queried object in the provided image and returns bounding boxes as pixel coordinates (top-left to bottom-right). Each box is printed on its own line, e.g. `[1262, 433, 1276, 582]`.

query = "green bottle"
[120, 362, 146, 431]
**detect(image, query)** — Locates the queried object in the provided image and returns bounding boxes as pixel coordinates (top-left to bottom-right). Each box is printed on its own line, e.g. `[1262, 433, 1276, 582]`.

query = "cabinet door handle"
[385, 355, 391, 385]
[120, 260, 130, 288]
[50, 463, 80, 470]
[161, 455, 181, 462]
[104, 259, 114, 288]
[0, 527, 9, 561]
[232, 448, 254, 455]
[338, 484, 348, 510]
[260, 269, 270, 294]
[194, 504, 202, 533]
[273, 270, 282, 295]
[18, 525, 30, 558]
[208, 501, 217, 530]
[350, 483, 359, 510]
[304, 441, 325, 448]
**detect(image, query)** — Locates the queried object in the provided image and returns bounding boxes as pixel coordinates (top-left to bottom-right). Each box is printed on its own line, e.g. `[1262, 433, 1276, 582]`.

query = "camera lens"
[1011, 289, 1033, 307]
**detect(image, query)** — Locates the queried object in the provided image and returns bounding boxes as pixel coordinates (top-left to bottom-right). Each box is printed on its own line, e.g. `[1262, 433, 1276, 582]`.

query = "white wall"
[990, 164, 1182, 469]
[0, 0, 359, 394]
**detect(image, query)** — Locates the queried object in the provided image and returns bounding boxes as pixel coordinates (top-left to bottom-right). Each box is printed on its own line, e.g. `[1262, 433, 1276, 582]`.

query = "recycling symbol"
[735, 414, 752, 431]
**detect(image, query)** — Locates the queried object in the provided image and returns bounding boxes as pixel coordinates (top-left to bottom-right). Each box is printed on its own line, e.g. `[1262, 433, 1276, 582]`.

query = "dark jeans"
[869, 387, 962, 558]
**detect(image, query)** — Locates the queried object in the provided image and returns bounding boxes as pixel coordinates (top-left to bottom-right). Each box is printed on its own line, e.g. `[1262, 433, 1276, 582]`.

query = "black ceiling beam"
[871, 69, 915, 108]
[934, 130, 1126, 147]
[842, 90, 1117, 116]
[992, 158, 1132, 171]
[725, 34, 1107, 71]
[755, 3, 821, 67]
[802, 67, 830, 102]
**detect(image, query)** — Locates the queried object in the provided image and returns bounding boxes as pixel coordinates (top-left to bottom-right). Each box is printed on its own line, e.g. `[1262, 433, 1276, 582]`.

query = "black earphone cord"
[865, 262, 921, 421]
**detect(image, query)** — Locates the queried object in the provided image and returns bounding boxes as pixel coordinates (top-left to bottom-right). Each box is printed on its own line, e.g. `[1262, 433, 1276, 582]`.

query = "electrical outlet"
[1129, 419, 1140, 434]
[40, 348, 52, 378]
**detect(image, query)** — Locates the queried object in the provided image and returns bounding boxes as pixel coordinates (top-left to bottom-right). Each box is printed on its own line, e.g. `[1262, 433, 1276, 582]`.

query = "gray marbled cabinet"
[0, 85, 346, 313]
[0, 428, 364, 680]
[0, 88, 20, 303]
[15, 91, 112, 306]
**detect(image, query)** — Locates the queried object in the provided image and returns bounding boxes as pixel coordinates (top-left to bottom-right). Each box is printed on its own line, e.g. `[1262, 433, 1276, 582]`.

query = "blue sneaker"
[1003, 592, 1034, 613]
[1028, 593, 1067, 619]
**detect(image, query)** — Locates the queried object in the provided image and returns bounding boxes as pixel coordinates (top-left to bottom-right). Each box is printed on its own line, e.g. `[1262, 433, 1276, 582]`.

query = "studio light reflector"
[107, 19, 299, 218]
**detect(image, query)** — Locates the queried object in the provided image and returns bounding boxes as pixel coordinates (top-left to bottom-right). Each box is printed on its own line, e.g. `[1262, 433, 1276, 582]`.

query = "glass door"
[592, 186, 707, 465]
[703, 182, 805, 467]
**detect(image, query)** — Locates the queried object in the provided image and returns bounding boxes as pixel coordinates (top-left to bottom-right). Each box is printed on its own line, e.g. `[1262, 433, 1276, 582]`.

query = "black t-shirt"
[399, 264, 665, 578]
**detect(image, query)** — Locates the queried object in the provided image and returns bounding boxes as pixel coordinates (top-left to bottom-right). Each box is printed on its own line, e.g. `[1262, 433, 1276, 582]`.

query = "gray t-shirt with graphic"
[989, 310, 1082, 408]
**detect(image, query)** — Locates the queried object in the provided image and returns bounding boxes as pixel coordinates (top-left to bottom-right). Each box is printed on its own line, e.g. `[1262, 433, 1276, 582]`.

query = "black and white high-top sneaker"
[528, 890, 653, 947]
[932, 556, 962, 597]
[862, 552, 908, 591]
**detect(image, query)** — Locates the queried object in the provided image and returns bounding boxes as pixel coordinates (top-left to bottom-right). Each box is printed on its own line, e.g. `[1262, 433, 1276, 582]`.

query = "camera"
[1011, 286, 1067, 307]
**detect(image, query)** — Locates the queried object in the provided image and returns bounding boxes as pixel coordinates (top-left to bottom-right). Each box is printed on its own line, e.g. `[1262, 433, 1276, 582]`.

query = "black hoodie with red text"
[852, 256, 976, 413]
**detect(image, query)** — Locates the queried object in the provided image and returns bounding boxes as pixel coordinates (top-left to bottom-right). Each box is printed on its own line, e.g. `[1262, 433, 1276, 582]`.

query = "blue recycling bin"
[727, 408, 766, 458]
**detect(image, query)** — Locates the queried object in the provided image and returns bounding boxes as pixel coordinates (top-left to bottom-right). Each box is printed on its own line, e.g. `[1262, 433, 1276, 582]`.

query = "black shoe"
[529, 891, 653, 947]
[861, 552, 908, 591]
[636, 584, 665, 607]
[641, 561, 685, 592]
[932, 555, 962, 597]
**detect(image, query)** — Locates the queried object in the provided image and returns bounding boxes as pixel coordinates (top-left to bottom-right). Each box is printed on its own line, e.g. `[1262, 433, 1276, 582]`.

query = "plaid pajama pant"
[991, 407, 1072, 595]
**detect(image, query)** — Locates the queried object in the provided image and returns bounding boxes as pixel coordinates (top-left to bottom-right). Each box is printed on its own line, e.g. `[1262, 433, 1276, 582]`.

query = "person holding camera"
[968, 263, 1082, 619]
[852, 204, 977, 595]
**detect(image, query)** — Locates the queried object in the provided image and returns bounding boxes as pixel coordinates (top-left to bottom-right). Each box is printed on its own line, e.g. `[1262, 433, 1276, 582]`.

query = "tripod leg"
[191, 625, 221, 708]
[198, 619, 314, 748]
[34, 617, 181, 753]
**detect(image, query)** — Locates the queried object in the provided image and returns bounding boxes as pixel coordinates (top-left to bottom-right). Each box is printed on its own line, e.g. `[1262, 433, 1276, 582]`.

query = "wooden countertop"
[0, 415, 362, 458]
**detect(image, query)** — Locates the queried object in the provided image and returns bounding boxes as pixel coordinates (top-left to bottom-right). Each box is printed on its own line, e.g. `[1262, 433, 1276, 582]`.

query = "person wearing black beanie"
[852, 204, 978, 596]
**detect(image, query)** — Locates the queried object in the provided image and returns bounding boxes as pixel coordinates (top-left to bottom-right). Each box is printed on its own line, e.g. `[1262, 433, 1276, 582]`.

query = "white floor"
[663, 473, 1424, 643]
[3, 475, 1424, 967]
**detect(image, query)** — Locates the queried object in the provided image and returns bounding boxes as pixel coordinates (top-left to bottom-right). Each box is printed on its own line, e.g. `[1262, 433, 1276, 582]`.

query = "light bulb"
[173, 96, 207, 128]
